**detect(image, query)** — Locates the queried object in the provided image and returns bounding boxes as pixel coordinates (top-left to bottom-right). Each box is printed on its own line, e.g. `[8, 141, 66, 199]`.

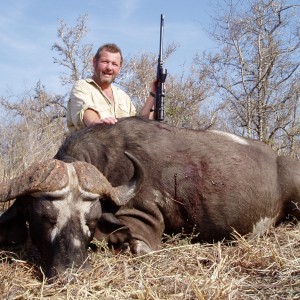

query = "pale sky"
[0, 0, 218, 97]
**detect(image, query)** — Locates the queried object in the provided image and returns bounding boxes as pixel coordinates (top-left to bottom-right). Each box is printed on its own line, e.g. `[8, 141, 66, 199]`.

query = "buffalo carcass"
[55, 117, 300, 250]
[1, 117, 300, 277]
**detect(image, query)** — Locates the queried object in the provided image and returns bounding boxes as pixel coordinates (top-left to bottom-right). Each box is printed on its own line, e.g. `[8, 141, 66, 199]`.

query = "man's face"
[93, 50, 122, 85]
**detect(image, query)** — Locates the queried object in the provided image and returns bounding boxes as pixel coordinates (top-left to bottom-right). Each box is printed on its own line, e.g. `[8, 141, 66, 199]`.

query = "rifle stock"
[154, 14, 167, 121]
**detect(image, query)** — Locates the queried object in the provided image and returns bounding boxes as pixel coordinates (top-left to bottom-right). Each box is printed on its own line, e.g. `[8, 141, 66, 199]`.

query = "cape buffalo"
[0, 116, 299, 277]
[0, 153, 143, 278]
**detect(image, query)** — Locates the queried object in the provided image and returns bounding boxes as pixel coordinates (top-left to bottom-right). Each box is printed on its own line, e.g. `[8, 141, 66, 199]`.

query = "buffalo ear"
[0, 200, 28, 246]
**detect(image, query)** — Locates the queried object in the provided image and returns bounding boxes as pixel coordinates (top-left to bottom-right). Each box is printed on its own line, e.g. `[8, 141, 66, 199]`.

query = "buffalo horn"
[113, 151, 144, 205]
[0, 159, 69, 202]
[73, 152, 144, 206]
[72, 161, 120, 203]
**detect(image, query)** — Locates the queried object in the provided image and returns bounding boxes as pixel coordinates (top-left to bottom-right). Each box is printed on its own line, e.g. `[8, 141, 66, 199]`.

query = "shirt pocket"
[117, 103, 131, 117]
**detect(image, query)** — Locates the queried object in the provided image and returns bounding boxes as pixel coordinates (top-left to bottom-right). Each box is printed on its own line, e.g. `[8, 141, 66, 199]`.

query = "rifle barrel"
[155, 14, 167, 122]
[159, 14, 164, 61]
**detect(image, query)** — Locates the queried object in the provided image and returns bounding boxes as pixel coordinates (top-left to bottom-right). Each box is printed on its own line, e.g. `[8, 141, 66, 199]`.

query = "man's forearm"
[140, 95, 155, 119]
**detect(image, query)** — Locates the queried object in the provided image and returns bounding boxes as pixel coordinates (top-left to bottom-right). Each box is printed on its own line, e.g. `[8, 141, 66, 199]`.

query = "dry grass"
[0, 223, 299, 300]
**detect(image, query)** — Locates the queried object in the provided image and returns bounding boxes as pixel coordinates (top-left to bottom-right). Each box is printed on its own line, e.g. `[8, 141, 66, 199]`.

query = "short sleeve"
[67, 80, 100, 131]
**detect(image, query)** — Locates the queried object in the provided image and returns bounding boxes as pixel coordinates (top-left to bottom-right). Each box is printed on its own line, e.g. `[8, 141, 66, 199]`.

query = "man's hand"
[99, 117, 118, 125]
[83, 109, 117, 127]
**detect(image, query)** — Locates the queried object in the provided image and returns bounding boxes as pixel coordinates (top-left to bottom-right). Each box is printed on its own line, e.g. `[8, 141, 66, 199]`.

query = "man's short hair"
[94, 43, 123, 65]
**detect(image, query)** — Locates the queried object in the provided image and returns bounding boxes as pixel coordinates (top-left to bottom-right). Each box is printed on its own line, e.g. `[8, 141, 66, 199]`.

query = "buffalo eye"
[41, 215, 57, 227]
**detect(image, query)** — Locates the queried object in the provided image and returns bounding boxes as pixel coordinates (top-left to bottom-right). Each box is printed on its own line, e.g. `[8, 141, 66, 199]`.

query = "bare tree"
[196, 0, 300, 155]
[52, 14, 93, 85]
[0, 82, 67, 177]
[163, 71, 212, 129]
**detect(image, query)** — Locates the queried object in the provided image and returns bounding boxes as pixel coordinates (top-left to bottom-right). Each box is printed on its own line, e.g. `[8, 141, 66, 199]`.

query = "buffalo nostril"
[45, 267, 59, 281]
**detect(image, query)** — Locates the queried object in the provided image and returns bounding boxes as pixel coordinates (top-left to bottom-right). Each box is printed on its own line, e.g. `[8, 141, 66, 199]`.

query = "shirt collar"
[86, 77, 117, 92]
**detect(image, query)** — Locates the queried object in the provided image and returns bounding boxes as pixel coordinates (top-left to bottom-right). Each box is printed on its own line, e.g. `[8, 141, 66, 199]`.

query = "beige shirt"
[67, 78, 136, 131]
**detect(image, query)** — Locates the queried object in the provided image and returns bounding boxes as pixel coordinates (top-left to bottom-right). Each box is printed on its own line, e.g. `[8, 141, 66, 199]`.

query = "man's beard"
[95, 72, 116, 85]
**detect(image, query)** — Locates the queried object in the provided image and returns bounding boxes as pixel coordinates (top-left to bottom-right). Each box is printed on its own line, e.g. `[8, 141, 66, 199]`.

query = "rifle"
[154, 14, 167, 121]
